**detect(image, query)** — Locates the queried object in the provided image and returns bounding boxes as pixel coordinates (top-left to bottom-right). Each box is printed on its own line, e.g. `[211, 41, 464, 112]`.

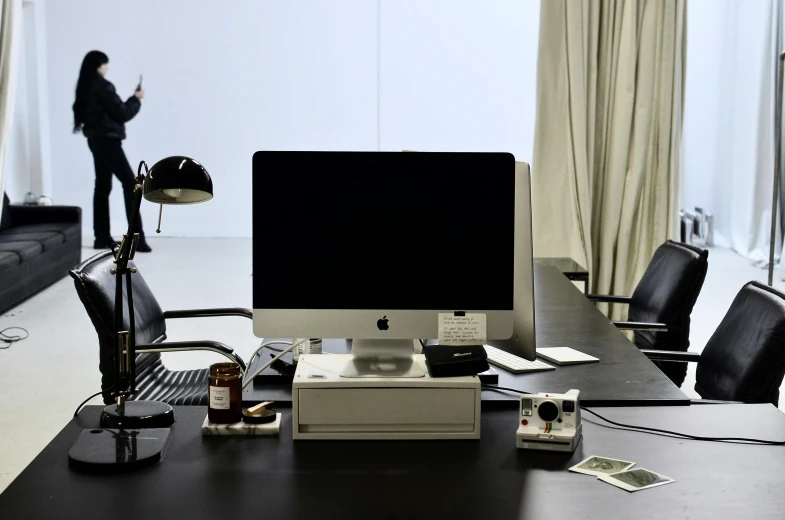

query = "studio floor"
[0, 239, 782, 492]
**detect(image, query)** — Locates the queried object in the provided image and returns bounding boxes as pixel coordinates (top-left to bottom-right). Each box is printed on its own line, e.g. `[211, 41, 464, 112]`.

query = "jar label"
[209, 386, 230, 410]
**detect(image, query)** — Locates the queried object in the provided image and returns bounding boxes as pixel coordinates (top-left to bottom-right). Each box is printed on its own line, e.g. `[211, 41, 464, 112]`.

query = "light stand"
[69, 156, 214, 471]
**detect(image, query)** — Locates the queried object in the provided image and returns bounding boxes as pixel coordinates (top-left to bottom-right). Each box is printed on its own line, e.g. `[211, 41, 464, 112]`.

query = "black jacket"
[82, 77, 141, 140]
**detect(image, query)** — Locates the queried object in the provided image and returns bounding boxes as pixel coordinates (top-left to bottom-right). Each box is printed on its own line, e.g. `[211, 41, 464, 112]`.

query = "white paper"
[438, 313, 487, 345]
[209, 386, 230, 410]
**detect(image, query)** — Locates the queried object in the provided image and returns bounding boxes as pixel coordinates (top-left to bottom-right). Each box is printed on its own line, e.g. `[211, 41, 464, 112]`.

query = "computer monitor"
[485, 161, 536, 361]
[252, 151, 528, 377]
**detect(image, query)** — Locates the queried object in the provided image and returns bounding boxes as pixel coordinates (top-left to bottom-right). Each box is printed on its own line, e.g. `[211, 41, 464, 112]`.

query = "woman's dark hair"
[72, 50, 108, 133]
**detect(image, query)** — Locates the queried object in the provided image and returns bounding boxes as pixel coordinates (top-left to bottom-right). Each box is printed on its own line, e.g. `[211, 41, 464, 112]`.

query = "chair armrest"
[163, 308, 252, 320]
[613, 321, 669, 332]
[587, 294, 632, 304]
[136, 340, 247, 373]
[640, 349, 700, 363]
[8, 204, 81, 225]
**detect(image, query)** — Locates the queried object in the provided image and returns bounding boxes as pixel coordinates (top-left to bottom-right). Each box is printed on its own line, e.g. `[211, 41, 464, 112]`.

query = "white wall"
[379, 0, 540, 162]
[43, 0, 540, 238]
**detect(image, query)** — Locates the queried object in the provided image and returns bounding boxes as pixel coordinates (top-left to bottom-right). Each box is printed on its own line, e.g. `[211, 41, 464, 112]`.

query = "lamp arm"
[111, 160, 149, 405]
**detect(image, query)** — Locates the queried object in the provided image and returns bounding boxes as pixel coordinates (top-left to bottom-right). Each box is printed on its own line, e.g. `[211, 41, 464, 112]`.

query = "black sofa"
[0, 193, 82, 313]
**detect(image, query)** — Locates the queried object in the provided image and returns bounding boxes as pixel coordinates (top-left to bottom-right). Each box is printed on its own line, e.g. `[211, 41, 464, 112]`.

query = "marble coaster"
[201, 414, 281, 436]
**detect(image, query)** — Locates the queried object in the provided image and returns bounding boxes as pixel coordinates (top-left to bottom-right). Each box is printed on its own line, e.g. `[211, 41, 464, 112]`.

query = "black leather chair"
[643, 281, 785, 405]
[71, 250, 248, 406]
[588, 240, 709, 387]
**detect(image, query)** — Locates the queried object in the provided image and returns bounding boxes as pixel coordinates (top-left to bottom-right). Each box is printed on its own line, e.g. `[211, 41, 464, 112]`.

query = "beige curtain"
[532, 0, 685, 318]
[0, 0, 21, 199]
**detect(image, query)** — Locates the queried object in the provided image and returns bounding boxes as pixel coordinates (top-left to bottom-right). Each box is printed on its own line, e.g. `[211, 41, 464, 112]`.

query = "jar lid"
[242, 409, 277, 424]
[210, 362, 241, 375]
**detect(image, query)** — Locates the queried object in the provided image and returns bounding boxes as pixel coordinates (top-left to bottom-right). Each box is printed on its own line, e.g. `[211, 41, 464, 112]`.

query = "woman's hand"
[134, 88, 145, 100]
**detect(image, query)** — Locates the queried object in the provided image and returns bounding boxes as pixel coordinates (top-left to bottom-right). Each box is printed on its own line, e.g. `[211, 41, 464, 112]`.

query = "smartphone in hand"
[136, 74, 143, 92]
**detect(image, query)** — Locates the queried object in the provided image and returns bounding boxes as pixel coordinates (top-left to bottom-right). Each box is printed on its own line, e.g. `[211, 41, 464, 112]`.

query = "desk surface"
[2, 404, 783, 520]
[244, 266, 688, 407]
[534, 256, 589, 277]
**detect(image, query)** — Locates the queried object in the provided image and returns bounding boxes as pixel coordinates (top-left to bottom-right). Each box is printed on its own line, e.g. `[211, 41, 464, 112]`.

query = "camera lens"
[537, 400, 559, 422]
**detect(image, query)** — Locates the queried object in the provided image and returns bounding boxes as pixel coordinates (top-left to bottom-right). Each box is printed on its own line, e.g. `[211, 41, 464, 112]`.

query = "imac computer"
[252, 151, 535, 378]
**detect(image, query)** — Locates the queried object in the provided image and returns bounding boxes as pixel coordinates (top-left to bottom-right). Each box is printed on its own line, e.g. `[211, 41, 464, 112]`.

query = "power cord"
[480, 384, 785, 446]
[481, 384, 531, 395]
[248, 339, 297, 366]
[242, 339, 307, 390]
[580, 407, 785, 446]
[73, 386, 114, 418]
[0, 327, 29, 349]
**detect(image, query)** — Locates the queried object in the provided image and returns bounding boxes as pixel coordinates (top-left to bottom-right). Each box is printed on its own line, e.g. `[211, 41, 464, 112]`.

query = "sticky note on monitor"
[438, 313, 487, 346]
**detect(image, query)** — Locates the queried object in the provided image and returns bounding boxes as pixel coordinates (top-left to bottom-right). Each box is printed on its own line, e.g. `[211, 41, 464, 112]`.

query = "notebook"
[536, 347, 599, 366]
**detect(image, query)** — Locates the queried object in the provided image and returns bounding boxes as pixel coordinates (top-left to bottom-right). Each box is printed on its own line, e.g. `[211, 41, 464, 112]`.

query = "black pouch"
[423, 344, 489, 378]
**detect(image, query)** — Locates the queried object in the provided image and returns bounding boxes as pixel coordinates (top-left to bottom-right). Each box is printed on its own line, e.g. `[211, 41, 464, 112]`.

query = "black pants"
[88, 138, 144, 240]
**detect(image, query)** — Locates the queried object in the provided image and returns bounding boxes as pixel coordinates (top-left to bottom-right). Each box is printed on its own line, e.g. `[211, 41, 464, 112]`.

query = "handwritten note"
[438, 313, 487, 346]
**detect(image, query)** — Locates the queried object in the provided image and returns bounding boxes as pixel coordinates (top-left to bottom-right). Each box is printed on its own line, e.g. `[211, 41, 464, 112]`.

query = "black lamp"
[100, 156, 213, 429]
[69, 156, 212, 472]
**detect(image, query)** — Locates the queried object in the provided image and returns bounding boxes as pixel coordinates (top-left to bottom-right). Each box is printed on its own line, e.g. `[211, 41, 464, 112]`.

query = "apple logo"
[377, 315, 389, 331]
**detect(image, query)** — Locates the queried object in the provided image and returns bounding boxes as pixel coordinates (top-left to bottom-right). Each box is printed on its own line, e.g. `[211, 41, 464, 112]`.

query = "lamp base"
[100, 400, 175, 428]
[68, 428, 170, 473]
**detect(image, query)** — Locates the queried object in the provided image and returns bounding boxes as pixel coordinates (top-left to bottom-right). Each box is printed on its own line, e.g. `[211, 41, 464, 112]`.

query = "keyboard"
[483, 345, 556, 374]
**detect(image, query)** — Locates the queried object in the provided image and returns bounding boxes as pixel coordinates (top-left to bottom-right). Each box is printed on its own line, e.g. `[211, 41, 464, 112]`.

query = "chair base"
[100, 400, 175, 428]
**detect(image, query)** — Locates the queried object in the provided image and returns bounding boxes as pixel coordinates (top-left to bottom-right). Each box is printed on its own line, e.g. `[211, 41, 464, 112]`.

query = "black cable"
[73, 386, 113, 418]
[580, 407, 785, 446]
[0, 327, 29, 349]
[481, 384, 531, 395]
[480, 384, 785, 446]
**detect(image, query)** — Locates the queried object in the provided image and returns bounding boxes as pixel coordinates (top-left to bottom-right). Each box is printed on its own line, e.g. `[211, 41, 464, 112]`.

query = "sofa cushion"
[0, 231, 64, 252]
[0, 251, 19, 274]
[0, 240, 42, 262]
[2, 222, 80, 243]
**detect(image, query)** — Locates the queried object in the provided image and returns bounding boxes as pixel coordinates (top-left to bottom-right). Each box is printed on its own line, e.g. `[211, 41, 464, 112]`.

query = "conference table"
[244, 266, 689, 407]
[1, 404, 783, 519]
[11, 264, 781, 519]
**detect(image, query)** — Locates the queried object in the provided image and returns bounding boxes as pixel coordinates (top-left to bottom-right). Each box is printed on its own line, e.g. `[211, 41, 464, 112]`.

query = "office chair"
[70, 250, 248, 406]
[643, 281, 785, 406]
[588, 240, 709, 387]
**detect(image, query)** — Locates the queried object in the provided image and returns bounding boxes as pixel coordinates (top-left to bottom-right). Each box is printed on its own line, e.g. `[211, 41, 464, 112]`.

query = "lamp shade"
[143, 156, 213, 204]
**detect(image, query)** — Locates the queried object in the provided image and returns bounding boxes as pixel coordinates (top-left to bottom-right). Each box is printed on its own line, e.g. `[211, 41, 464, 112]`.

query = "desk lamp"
[69, 156, 212, 472]
[99, 156, 213, 429]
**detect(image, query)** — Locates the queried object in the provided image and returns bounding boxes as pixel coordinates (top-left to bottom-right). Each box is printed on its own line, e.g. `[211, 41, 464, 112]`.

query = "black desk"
[2, 404, 784, 519]
[244, 266, 688, 407]
[534, 256, 590, 292]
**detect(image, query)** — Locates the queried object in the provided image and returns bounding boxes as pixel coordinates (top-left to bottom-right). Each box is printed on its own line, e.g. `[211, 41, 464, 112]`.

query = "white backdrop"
[42, 0, 540, 238]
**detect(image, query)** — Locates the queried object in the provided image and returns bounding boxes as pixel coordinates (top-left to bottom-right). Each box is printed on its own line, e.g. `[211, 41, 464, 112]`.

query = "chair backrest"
[70, 250, 166, 403]
[628, 240, 709, 386]
[696, 281, 785, 405]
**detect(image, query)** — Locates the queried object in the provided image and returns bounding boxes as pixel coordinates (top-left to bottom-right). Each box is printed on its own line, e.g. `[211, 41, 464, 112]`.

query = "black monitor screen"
[253, 152, 515, 311]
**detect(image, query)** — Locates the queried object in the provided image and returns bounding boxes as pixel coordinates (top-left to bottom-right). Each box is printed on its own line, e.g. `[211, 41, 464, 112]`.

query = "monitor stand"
[340, 339, 425, 378]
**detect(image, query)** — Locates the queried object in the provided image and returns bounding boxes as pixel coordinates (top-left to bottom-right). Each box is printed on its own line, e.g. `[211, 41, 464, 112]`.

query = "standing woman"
[72, 50, 151, 252]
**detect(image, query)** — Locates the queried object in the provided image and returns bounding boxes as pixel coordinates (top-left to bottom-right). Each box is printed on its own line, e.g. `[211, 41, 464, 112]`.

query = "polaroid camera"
[516, 389, 582, 452]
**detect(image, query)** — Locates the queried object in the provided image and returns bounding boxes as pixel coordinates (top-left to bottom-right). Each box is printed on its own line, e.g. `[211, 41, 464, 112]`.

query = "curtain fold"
[0, 0, 22, 200]
[532, 0, 685, 319]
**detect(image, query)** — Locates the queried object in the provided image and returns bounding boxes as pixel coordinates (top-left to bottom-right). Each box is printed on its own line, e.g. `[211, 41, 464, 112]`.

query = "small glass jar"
[208, 362, 242, 424]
